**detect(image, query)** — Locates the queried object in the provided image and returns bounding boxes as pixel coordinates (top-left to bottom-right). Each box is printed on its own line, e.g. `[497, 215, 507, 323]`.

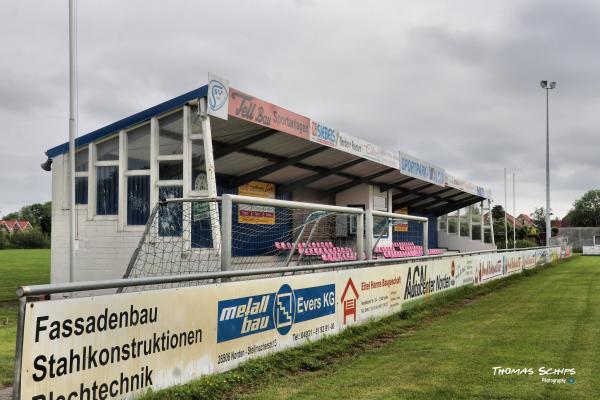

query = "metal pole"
[11, 296, 26, 400]
[513, 172, 516, 249]
[365, 210, 373, 260]
[423, 220, 429, 256]
[221, 194, 232, 271]
[504, 167, 508, 249]
[545, 88, 551, 248]
[68, 0, 77, 283]
[356, 213, 365, 260]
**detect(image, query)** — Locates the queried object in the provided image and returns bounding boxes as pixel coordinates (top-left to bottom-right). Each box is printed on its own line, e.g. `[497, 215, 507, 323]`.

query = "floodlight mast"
[540, 80, 556, 247]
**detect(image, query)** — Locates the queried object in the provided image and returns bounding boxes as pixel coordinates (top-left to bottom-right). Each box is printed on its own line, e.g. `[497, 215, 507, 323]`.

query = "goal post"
[366, 209, 429, 260]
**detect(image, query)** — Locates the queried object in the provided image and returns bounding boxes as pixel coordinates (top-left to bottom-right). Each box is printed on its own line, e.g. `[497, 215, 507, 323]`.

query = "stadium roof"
[45, 84, 489, 216]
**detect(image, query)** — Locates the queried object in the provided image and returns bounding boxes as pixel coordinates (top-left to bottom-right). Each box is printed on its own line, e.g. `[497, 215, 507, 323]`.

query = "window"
[159, 112, 183, 155]
[158, 186, 183, 236]
[191, 141, 207, 194]
[97, 137, 119, 161]
[159, 160, 183, 180]
[95, 136, 119, 215]
[96, 166, 118, 215]
[75, 148, 89, 205]
[438, 214, 447, 231]
[460, 206, 470, 237]
[127, 124, 151, 170]
[127, 176, 150, 225]
[126, 124, 151, 226]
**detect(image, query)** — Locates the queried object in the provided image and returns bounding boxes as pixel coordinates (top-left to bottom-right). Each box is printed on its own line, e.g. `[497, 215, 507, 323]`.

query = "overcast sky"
[1, 0, 598, 218]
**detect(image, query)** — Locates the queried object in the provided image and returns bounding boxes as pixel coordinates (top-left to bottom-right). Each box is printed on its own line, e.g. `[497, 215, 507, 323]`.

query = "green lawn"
[240, 256, 600, 400]
[0, 249, 50, 386]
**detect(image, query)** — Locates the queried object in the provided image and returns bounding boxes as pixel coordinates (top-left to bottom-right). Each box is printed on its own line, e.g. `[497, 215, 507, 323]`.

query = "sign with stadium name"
[16, 247, 568, 398]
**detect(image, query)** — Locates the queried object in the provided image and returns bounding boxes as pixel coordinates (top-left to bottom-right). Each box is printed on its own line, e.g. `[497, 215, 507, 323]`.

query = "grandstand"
[43, 81, 494, 284]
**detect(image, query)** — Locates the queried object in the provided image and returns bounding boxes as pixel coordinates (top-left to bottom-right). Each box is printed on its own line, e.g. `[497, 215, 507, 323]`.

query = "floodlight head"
[40, 158, 53, 171]
[540, 80, 548, 88]
[550, 81, 556, 89]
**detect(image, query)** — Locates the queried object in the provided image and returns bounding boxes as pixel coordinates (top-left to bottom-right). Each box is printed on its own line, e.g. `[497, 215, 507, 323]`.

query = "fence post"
[221, 194, 232, 271]
[423, 219, 429, 256]
[356, 212, 365, 260]
[365, 210, 373, 260]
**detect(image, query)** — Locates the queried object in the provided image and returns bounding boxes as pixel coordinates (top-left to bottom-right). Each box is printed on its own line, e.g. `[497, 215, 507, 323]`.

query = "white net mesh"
[122, 198, 361, 291]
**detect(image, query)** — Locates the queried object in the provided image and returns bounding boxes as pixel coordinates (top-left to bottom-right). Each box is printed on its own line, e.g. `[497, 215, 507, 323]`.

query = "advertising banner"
[336, 132, 382, 163]
[399, 152, 445, 186]
[393, 207, 409, 232]
[228, 88, 310, 140]
[17, 247, 566, 398]
[310, 120, 338, 148]
[238, 181, 276, 224]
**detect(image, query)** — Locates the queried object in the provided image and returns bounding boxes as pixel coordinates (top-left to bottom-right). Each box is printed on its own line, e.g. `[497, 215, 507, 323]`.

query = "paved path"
[0, 387, 12, 400]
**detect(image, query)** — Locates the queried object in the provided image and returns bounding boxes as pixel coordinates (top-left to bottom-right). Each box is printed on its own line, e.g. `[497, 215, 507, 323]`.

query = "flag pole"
[68, 0, 77, 283]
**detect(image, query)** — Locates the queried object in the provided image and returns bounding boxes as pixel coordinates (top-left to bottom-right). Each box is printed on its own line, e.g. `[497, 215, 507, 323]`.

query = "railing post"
[356, 212, 365, 260]
[423, 219, 429, 256]
[221, 194, 232, 271]
[365, 210, 373, 260]
[12, 295, 26, 400]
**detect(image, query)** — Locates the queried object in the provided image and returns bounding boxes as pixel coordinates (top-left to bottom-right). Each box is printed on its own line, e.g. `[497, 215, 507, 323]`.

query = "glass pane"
[158, 186, 183, 236]
[96, 166, 118, 215]
[460, 218, 469, 237]
[448, 216, 458, 234]
[127, 176, 150, 225]
[159, 111, 183, 155]
[75, 177, 88, 204]
[96, 137, 119, 161]
[438, 215, 447, 231]
[191, 141, 207, 192]
[127, 124, 151, 170]
[75, 148, 89, 172]
[159, 161, 183, 180]
[484, 227, 492, 243]
[472, 225, 482, 240]
[191, 202, 213, 248]
[191, 105, 203, 135]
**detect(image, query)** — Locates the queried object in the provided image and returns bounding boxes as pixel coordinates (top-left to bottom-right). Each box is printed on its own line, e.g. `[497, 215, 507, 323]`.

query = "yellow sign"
[393, 207, 409, 232]
[238, 181, 276, 224]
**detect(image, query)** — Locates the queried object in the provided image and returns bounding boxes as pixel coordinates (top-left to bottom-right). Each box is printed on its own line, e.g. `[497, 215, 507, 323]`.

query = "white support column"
[118, 130, 126, 231]
[468, 205, 473, 239]
[365, 210, 373, 260]
[221, 194, 233, 271]
[489, 199, 496, 246]
[457, 208, 461, 236]
[480, 201, 484, 242]
[87, 142, 96, 221]
[200, 103, 222, 250]
[356, 213, 365, 260]
[423, 219, 429, 255]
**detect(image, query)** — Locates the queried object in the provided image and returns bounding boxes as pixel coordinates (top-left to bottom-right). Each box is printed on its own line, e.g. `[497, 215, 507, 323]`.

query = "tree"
[491, 205, 504, 221]
[531, 207, 547, 232]
[568, 189, 600, 227]
[2, 201, 52, 235]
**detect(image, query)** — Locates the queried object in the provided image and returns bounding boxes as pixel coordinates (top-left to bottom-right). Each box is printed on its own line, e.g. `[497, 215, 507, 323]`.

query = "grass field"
[145, 255, 600, 400]
[0, 249, 50, 387]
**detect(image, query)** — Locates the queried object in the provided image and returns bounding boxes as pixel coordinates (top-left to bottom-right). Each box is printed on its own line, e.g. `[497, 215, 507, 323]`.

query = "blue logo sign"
[217, 283, 335, 343]
[311, 121, 337, 146]
[209, 79, 228, 112]
[567, 377, 575, 384]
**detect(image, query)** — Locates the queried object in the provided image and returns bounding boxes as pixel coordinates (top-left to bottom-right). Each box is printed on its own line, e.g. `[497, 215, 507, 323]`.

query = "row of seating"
[275, 241, 336, 250]
[321, 252, 358, 262]
[298, 247, 354, 256]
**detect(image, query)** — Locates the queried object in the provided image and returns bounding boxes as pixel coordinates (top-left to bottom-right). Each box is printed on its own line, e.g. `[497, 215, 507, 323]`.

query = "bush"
[0, 232, 9, 249]
[9, 229, 50, 249]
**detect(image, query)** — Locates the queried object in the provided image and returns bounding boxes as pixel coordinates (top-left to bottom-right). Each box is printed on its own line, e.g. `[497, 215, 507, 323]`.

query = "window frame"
[92, 134, 120, 220]
[74, 146, 89, 207]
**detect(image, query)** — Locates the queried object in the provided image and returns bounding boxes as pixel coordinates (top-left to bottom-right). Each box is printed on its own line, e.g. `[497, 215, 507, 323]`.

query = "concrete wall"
[557, 227, 600, 248]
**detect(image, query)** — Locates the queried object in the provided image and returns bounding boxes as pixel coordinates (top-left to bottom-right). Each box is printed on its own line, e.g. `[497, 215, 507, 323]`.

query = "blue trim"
[46, 85, 208, 158]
